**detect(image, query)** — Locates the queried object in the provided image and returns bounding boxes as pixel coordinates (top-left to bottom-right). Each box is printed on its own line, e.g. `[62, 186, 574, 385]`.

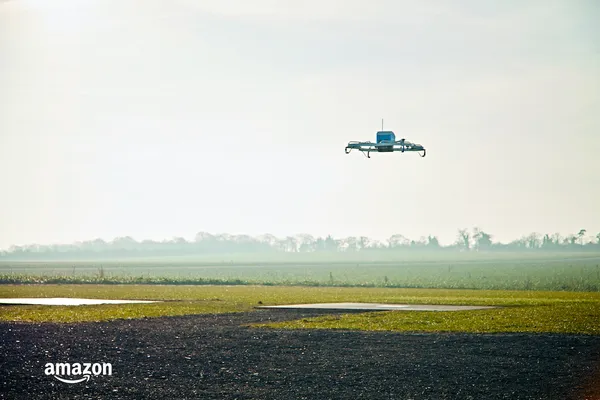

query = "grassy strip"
[1, 284, 599, 335]
[0, 301, 246, 324]
[0, 275, 253, 286]
[255, 302, 600, 335]
[1, 273, 598, 292]
[4, 251, 599, 263]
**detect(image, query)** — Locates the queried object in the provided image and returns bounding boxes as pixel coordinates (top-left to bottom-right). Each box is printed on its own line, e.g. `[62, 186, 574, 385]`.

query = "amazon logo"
[44, 362, 112, 384]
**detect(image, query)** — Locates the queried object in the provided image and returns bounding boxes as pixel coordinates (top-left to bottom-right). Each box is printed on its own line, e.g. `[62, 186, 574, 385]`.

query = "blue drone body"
[345, 122, 426, 158]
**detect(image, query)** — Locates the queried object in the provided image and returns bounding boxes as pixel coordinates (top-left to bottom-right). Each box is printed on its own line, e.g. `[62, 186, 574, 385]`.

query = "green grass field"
[1, 253, 598, 334]
[1, 251, 599, 291]
[1, 284, 599, 335]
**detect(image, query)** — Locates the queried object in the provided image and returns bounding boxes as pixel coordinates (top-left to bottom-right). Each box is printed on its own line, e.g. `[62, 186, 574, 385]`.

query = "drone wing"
[345, 141, 377, 150]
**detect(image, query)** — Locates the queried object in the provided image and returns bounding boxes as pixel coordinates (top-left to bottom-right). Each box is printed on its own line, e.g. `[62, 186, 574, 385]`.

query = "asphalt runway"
[1, 309, 599, 400]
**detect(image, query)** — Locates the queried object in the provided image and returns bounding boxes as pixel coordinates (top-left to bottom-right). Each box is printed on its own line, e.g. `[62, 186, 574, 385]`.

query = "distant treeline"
[1, 228, 599, 260]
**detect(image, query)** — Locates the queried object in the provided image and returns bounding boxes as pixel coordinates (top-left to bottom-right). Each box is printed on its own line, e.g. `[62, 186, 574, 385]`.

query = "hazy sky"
[1, 0, 599, 249]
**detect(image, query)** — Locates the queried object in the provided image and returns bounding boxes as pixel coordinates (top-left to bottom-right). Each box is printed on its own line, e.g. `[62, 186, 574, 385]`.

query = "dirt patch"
[1, 309, 599, 399]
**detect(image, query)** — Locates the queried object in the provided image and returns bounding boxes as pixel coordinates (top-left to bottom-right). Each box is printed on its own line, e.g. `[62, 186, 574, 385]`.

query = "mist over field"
[1, 227, 599, 260]
[2, 228, 599, 292]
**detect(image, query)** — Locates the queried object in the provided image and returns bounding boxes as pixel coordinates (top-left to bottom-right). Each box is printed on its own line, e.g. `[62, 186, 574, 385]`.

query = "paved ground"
[1, 309, 599, 400]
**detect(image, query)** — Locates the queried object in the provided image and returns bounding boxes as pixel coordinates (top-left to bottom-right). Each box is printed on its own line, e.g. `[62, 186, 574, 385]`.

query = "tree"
[542, 234, 551, 248]
[314, 235, 338, 252]
[368, 239, 386, 249]
[111, 236, 138, 251]
[194, 231, 214, 243]
[387, 234, 409, 249]
[257, 234, 279, 249]
[339, 237, 358, 252]
[507, 238, 527, 250]
[427, 236, 440, 248]
[358, 236, 370, 250]
[525, 233, 541, 249]
[285, 236, 298, 252]
[564, 234, 577, 246]
[551, 233, 562, 247]
[472, 228, 492, 250]
[577, 229, 587, 246]
[541, 233, 561, 249]
[325, 235, 338, 251]
[295, 234, 316, 252]
[456, 229, 470, 251]
[411, 237, 428, 248]
[170, 237, 188, 252]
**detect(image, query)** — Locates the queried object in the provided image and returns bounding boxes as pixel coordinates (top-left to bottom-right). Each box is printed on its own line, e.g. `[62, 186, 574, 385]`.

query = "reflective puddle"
[257, 302, 497, 311]
[0, 298, 160, 306]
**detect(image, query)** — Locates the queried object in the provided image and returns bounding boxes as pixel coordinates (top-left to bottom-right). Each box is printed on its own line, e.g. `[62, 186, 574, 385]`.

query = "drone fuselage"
[376, 131, 395, 143]
[376, 145, 394, 152]
[375, 131, 396, 152]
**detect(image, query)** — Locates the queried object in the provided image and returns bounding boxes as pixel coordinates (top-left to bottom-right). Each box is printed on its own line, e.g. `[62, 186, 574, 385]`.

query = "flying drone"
[345, 120, 426, 158]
